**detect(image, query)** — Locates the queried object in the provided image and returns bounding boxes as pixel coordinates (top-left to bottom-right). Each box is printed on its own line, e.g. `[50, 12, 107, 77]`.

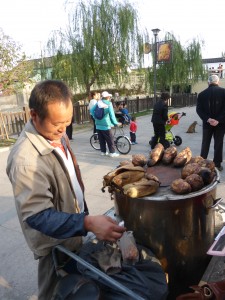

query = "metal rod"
[53, 245, 145, 300]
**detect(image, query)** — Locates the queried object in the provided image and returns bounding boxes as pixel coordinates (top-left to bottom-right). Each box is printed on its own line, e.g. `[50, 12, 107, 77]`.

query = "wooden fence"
[73, 93, 198, 124]
[0, 93, 197, 138]
[0, 107, 30, 139]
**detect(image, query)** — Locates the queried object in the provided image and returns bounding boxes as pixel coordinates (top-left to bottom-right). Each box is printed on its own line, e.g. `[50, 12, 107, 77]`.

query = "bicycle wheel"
[115, 136, 131, 154]
[174, 135, 182, 146]
[90, 134, 100, 150]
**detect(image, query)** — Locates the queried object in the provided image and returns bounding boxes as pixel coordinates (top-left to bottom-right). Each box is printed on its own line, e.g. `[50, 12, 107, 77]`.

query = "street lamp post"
[151, 28, 160, 103]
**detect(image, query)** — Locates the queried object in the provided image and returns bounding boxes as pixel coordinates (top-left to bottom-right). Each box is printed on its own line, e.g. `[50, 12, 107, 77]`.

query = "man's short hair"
[208, 74, 219, 84]
[29, 80, 72, 120]
[161, 92, 170, 101]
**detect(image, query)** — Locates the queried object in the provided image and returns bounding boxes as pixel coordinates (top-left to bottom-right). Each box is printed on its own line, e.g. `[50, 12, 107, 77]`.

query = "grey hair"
[208, 74, 219, 84]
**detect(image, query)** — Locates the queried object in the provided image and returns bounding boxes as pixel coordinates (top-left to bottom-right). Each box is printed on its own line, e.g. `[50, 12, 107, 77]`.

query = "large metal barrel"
[113, 169, 220, 299]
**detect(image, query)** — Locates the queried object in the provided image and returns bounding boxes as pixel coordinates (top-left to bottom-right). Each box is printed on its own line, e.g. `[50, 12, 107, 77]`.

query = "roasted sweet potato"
[145, 173, 161, 184]
[123, 179, 159, 198]
[103, 166, 145, 189]
[185, 147, 192, 163]
[148, 143, 164, 166]
[188, 156, 204, 164]
[181, 163, 202, 179]
[171, 178, 192, 194]
[185, 174, 204, 192]
[173, 147, 192, 167]
[122, 177, 149, 193]
[198, 167, 215, 185]
[112, 170, 145, 187]
[119, 160, 134, 167]
[162, 146, 177, 164]
[198, 159, 215, 171]
[132, 154, 147, 167]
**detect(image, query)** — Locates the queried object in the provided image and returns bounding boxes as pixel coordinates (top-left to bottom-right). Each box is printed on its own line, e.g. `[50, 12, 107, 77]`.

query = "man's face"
[31, 100, 73, 142]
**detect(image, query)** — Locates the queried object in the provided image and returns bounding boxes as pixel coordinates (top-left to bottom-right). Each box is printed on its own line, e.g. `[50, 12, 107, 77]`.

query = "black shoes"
[215, 165, 223, 171]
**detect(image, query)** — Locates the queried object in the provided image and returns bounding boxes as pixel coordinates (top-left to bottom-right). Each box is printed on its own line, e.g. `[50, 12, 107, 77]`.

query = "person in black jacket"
[151, 92, 170, 149]
[196, 74, 225, 171]
[66, 116, 74, 140]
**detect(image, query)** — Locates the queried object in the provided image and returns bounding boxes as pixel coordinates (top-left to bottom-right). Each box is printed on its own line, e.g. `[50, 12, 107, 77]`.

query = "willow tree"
[47, 0, 144, 96]
[147, 33, 207, 94]
[0, 28, 33, 95]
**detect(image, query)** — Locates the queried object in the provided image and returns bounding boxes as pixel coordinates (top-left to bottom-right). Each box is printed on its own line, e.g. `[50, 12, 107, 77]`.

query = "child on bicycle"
[119, 102, 131, 125]
[130, 116, 138, 145]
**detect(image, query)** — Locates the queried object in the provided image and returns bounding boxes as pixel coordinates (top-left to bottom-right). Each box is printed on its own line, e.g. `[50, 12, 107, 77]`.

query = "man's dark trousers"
[200, 125, 225, 166]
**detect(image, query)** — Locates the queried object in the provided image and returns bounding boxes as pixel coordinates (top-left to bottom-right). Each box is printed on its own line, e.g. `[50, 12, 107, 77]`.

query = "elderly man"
[196, 74, 225, 171]
[6, 80, 125, 299]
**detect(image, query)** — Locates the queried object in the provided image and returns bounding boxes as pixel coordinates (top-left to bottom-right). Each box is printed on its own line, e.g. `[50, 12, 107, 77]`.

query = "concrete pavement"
[0, 105, 225, 299]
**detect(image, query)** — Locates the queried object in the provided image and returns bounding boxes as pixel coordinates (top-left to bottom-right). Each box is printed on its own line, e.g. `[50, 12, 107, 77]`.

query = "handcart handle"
[52, 245, 145, 300]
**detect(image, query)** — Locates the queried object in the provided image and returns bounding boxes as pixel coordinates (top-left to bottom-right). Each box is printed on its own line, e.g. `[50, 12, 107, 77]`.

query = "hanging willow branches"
[47, 0, 144, 96]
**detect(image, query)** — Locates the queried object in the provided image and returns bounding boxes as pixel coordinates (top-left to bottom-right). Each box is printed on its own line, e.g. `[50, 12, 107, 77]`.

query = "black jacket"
[196, 84, 225, 128]
[151, 100, 168, 125]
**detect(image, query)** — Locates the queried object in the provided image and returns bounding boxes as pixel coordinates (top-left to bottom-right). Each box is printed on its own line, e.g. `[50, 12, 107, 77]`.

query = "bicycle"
[90, 126, 131, 154]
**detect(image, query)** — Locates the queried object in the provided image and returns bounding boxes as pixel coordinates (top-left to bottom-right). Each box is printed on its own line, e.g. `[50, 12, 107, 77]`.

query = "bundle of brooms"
[102, 143, 216, 198]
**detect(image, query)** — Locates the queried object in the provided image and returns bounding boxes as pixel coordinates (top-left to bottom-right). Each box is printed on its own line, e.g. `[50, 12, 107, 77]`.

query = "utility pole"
[151, 28, 160, 103]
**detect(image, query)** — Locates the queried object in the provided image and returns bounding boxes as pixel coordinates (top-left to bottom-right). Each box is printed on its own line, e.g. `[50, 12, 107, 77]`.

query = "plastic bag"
[117, 231, 139, 265]
[76, 241, 169, 300]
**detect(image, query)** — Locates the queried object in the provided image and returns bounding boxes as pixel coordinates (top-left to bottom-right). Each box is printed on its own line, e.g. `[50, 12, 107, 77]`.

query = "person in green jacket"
[91, 91, 120, 157]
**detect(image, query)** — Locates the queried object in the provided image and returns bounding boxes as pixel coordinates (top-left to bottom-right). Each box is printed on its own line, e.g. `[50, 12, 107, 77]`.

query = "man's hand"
[207, 118, 219, 126]
[84, 215, 126, 242]
[117, 122, 123, 127]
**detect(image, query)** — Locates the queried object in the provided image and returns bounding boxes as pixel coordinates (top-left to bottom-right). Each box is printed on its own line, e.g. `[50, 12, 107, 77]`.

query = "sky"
[1, 0, 225, 61]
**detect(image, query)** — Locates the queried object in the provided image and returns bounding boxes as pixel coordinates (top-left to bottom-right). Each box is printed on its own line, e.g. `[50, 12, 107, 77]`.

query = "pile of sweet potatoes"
[102, 155, 160, 198]
[102, 143, 216, 197]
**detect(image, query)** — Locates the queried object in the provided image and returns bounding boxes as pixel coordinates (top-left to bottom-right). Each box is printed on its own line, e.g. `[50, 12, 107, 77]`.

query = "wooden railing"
[0, 107, 30, 138]
[0, 93, 197, 138]
[73, 93, 197, 124]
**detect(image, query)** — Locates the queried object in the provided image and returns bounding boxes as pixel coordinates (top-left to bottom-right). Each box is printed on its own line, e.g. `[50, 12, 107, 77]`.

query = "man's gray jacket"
[6, 120, 87, 257]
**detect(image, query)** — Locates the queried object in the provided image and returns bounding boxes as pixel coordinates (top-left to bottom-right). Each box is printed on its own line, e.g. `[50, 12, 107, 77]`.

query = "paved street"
[0, 105, 225, 299]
